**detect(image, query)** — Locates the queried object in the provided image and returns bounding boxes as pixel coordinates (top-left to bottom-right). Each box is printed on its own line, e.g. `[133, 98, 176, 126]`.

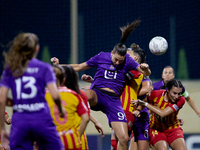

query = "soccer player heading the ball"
[52, 19, 151, 150]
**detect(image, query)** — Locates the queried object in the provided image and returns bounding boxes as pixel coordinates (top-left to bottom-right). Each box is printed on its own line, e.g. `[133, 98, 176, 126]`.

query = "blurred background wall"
[1, 0, 200, 149]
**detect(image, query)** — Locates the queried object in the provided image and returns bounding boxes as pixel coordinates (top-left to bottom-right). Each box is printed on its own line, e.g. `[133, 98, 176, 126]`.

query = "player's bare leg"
[169, 138, 187, 150]
[150, 144, 156, 150]
[85, 89, 98, 107]
[111, 122, 129, 150]
[154, 141, 168, 150]
[137, 140, 149, 150]
[128, 137, 138, 150]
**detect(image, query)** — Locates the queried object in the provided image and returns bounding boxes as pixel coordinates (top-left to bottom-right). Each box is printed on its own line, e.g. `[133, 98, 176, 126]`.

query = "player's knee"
[111, 139, 118, 150]
[118, 134, 129, 146]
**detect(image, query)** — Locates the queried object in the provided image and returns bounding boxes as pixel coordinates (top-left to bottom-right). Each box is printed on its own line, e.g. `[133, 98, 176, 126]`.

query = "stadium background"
[1, 0, 200, 149]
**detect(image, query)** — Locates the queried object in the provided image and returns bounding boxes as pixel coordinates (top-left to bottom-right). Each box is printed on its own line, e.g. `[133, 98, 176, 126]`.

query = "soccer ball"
[149, 36, 168, 55]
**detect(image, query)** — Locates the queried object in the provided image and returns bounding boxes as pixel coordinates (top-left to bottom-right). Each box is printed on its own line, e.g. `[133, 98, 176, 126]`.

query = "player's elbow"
[82, 113, 90, 124]
[81, 114, 89, 131]
[157, 110, 168, 118]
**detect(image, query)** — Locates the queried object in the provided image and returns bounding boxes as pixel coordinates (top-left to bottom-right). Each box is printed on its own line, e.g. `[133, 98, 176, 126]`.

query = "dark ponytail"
[112, 19, 141, 56]
[62, 65, 80, 94]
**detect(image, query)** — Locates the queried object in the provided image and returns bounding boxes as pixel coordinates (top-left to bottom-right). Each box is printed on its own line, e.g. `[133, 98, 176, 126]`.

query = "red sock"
[111, 139, 118, 150]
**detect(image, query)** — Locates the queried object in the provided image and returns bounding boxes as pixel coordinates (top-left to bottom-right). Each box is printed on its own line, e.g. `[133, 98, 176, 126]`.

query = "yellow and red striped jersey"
[74, 90, 90, 128]
[120, 70, 143, 113]
[74, 90, 90, 150]
[59, 128, 81, 150]
[148, 90, 185, 130]
[45, 86, 88, 132]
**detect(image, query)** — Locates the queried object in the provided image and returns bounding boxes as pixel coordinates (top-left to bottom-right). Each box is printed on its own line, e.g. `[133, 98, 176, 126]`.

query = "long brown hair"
[62, 65, 80, 94]
[3, 33, 39, 77]
[113, 19, 141, 56]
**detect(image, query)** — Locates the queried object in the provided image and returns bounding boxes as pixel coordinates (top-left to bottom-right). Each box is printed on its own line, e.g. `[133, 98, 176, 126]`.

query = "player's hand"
[94, 122, 105, 137]
[50, 57, 59, 65]
[81, 86, 91, 90]
[130, 99, 138, 106]
[1, 129, 9, 150]
[138, 99, 147, 106]
[177, 116, 184, 126]
[131, 99, 148, 106]
[197, 112, 200, 117]
[132, 110, 141, 117]
[81, 74, 93, 83]
[140, 63, 149, 71]
[5, 116, 12, 125]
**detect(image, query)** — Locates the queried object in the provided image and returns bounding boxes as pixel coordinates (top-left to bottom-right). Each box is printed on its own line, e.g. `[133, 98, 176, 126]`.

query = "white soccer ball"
[149, 36, 168, 55]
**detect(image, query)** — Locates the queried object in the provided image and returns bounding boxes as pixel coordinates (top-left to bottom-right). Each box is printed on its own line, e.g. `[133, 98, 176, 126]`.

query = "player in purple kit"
[0, 33, 64, 150]
[52, 19, 151, 150]
[153, 66, 200, 117]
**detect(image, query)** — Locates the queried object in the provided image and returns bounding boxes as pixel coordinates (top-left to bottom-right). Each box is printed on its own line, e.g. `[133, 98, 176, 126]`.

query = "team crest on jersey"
[104, 70, 117, 79]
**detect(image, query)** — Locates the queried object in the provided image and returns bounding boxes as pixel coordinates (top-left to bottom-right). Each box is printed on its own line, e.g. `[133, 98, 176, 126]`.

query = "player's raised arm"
[136, 63, 151, 76]
[51, 57, 91, 72]
[69, 62, 91, 72]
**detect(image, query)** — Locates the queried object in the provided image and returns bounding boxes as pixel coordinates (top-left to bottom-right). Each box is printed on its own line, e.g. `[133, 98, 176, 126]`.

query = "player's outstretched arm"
[81, 74, 94, 83]
[90, 114, 105, 137]
[185, 95, 200, 117]
[137, 100, 174, 118]
[51, 57, 91, 72]
[137, 63, 151, 76]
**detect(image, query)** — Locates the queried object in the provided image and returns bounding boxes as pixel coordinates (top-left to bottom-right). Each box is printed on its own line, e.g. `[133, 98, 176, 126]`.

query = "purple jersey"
[153, 80, 187, 97]
[0, 58, 63, 149]
[0, 58, 56, 116]
[86, 52, 140, 95]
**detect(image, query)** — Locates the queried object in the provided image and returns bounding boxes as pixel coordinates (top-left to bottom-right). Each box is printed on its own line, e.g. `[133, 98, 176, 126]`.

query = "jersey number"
[15, 76, 37, 99]
[117, 112, 126, 120]
[152, 130, 158, 137]
[54, 100, 68, 124]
